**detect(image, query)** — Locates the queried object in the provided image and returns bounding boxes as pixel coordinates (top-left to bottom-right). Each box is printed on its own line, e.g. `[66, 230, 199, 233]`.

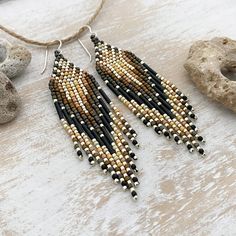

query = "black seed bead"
[112, 173, 118, 180]
[198, 136, 204, 142]
[130, 129, 136, 135]
[132, 177, 138, 182]
[132, 140, 138, 145]
[174, 136, 180, 142]
[164, 131, 169, 137]
[190, 113, 195, 119]
[77, 150, 82, 156]
[154, 127, 161, 134]
[54, 50, 61, 57]
[143, 119, 148, 125]
[199, 148, 204, 155]
[101, 164, 107, 170]
[131, 164, 136, 170]
[187, 105, 193, 110]
[130, 153, 135, 158]
[90, 34, 96, 39]
[131, 191, 137, 197]
[187, 144, 192, 150]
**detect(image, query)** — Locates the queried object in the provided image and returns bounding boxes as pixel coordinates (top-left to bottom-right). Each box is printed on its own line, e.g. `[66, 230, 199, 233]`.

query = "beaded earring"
[48, 44, 140, 200]
[85, 27, 206, 156]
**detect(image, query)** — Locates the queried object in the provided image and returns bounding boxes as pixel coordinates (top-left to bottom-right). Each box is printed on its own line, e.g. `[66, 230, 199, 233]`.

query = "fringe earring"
[86, 28, 206, 156]
[48, 43, 140, 200]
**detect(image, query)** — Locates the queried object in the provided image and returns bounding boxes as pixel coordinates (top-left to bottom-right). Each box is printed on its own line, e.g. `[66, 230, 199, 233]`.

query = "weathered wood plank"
[0, 0, 236, 235]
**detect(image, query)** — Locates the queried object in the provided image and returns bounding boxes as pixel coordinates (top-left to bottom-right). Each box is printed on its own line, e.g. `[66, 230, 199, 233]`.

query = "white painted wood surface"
[0, 0, 236, 235]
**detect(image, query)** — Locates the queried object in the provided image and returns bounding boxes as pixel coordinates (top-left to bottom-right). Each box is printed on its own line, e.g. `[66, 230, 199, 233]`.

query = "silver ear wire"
[78, 39, 92, 63]
[56, 39, 62, 52]
[82, 25, 97, 37]
[41, 40, 62, 75]
[40, 46, 48, 75]
[77, 25, 97, 63]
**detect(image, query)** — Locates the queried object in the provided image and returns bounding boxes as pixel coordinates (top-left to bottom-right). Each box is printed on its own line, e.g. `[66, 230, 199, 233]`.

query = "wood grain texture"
[0, 0, 236, 235]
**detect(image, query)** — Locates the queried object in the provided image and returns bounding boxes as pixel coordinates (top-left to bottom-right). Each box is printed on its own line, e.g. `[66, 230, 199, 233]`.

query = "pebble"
[0, 72, 21, 124]
[185, 37, 236, 113]
[0, 39, 31, 79]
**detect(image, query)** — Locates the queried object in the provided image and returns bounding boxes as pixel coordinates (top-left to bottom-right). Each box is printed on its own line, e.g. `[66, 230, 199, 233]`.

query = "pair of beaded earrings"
[49, 26, 205, 200]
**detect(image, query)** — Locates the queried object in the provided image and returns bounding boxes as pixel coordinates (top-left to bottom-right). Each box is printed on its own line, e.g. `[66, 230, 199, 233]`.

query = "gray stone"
[184, 37, 236, 113]
[0, 72, 21, 124]
[0, 39, 31, 79]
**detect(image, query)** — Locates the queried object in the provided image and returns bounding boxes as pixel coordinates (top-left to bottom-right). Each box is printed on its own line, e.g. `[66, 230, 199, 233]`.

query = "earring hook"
[77, 25, 97, 63]
[78, 39, 92, 63]
[82, 25, 97, 37]
[56, 39, 62, 52]
[41, 40, 62, 75]
[40, 46, 48, 75]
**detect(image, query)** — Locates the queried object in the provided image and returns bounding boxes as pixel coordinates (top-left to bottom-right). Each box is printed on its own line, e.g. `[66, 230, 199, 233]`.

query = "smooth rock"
[0, 72, 21, 124]
[0, 39, 31, 79]
[184, 37, 236, 113]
